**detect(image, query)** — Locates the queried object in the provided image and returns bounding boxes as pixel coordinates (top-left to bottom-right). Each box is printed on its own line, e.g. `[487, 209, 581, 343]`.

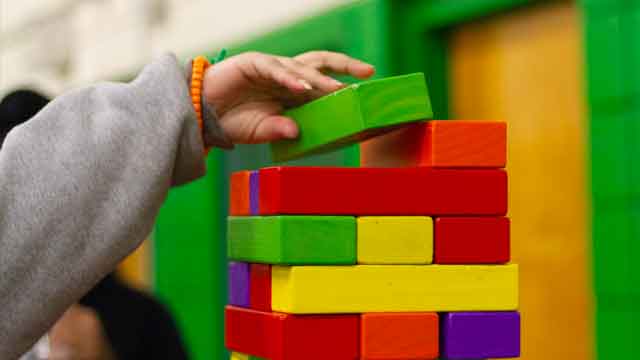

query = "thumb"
[250, 116, 299, 143]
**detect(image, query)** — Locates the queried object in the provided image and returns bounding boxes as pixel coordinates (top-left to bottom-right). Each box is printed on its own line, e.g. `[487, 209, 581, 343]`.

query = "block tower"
[225, 73, 520, 360]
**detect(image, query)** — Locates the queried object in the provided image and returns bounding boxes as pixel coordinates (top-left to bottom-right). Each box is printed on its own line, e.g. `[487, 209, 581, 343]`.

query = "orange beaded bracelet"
[190, 55, 210, 140]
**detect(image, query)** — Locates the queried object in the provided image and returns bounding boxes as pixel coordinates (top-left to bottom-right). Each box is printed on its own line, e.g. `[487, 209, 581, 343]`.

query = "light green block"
[227, 216, 356, 265]
[270, 73, 433, 162]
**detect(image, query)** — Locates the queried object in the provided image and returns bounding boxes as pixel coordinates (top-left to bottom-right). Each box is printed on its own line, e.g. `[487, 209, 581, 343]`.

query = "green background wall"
[584, 0, 640, 357]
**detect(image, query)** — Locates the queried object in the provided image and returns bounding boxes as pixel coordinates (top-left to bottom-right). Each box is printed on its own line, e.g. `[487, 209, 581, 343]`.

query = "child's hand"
[202, 51, 375, 144]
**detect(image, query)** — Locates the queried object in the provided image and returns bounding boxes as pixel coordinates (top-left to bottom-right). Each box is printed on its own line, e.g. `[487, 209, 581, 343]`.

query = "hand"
[202, 51, 375, 144]
[49, 305, 115, 360]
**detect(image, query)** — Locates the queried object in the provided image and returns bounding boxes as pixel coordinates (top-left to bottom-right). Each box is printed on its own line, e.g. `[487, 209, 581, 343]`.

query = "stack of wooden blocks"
[225, 74, 520, 359]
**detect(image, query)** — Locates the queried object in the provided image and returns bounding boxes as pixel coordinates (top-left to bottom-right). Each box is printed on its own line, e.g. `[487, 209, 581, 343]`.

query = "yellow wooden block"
[272, 264, 518, 314]
[230, 352, 249, 360]
[357, 216, 433, 264]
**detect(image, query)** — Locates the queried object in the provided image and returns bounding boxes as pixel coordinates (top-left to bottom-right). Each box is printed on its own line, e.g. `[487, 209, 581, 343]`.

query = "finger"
[295, 51, 375, 79]
[250, 115, 299, 143]
[251, 54, 310, 93]
[278, 57, 344, 93]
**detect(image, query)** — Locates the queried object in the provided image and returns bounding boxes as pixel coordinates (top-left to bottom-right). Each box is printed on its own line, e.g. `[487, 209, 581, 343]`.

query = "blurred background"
[1, 0, 638, 359]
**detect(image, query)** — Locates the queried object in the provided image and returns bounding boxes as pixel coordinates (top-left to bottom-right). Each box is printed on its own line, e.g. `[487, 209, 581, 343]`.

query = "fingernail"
[331, 78, 344, 87]
[284, 123, 298, 138]
[298, 79, 313, 90]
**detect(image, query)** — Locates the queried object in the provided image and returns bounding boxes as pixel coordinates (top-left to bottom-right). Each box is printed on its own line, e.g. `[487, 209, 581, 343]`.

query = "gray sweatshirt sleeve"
[0, 53, 211, 358]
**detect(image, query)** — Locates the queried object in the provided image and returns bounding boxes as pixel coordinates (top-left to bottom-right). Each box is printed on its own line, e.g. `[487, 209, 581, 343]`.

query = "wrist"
[201, 65, 216, 112]
[202, 64, 229, 117]
[191, 53, 234, 150]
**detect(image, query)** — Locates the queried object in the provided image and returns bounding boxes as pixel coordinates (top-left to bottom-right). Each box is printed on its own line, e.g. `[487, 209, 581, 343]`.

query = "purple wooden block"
[441, 311, 520, 359]
[249, 170, 259, 215]
[228, 261, 250, 307]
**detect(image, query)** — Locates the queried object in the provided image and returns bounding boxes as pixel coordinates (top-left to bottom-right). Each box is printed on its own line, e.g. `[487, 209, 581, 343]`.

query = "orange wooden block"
[421, 121, 506, 167]
[361, 312, 439, 360]
[361, 123, 425, 167]
[230, 170, 251, 216]
[361, 121, 506, 168]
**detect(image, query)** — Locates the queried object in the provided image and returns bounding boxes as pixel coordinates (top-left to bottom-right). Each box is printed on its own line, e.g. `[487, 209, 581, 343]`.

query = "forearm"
[0, 54, 205, 358]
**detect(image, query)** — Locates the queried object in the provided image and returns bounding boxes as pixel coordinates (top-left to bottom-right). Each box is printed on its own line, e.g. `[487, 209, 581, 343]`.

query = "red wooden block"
[434, 217, 510, 264]
[258, 167, 507, 216]
[230, 170, 251, 216]
[250, 264, 271, 311]
[361, 312, 439, 360]
[225, 306, 359, 360]
[361, 121, 506, 168]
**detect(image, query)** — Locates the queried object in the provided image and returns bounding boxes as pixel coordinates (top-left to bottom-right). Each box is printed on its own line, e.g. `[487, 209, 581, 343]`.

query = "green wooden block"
[270, 73, 433, 162]
[227, 216, 356, 265]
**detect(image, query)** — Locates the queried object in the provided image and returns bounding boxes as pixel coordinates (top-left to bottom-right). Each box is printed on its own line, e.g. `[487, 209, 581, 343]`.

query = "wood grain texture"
[361, 120, 506, 168]
[271, 265, 519, 314]
[230, 171, 251, 216]
[270, 73, 432, 162]
[225, 306, 359, 360]
[449, 2, 592, 359]
[434, 217, 510, 264]
[421, 120, 506, 167]
[227, 216, 356, 265]
[357, 216, 433, 264]
[361, 312, 439, 360]
[258, 166, 507, 216]
[249, 264, 271, 311]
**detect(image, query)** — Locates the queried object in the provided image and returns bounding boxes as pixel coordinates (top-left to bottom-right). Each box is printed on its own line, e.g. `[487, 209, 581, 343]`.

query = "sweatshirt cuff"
[184, 59, 234, 150]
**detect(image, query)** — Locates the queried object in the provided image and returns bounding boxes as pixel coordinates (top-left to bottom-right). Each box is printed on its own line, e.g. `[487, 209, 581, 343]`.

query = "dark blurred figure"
[0, 89, 48, 143]
[79, 274, 189, 359]
[1, 89, 189, 360]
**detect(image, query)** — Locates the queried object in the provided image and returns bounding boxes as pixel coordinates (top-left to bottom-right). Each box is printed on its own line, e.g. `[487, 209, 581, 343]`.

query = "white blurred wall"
[0, 0, 352, 96]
